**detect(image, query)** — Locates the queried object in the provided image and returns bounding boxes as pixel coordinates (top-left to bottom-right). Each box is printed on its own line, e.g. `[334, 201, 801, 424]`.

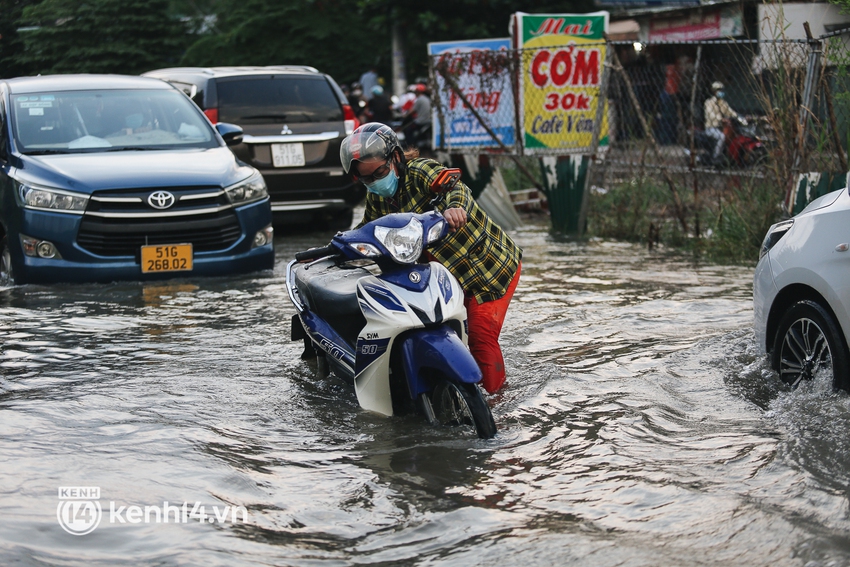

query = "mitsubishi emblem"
[281, 124, 293, 135]
[147, 190, 176, 210]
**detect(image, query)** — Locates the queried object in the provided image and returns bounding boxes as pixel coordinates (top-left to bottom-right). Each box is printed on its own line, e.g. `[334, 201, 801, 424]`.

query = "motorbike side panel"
[400, 327, 482, 398]
[298, 310, 356, 380]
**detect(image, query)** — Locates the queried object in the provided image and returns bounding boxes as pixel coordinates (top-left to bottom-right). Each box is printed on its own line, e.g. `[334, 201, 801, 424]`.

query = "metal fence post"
[786, 22, 823, 212]
[576, 41, 614, 237]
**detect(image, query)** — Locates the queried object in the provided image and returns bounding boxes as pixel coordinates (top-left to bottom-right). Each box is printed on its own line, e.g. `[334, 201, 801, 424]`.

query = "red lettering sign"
[529, 48, 601, 88]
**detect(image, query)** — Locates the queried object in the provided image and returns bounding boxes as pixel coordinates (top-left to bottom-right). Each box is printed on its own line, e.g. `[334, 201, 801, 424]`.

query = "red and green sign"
[513, 11, 609, 153]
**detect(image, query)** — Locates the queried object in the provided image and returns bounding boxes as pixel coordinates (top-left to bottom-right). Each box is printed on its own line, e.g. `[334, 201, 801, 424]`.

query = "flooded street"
[3, 215, 850, 566]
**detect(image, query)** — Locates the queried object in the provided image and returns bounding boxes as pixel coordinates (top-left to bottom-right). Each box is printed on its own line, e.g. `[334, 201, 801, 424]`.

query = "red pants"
[464, 263, 521, 394]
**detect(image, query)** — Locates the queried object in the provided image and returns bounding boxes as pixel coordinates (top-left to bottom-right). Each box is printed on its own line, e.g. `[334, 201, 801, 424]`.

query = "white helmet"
[711, 81, 724, 92]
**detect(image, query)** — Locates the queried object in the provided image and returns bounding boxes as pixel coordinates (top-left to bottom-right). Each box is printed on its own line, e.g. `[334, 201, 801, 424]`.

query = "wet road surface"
[2, 216, 850, 566]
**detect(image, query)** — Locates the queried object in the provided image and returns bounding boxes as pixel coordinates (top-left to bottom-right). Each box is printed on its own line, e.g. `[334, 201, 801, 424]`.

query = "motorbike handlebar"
[295, 244, 335, 262]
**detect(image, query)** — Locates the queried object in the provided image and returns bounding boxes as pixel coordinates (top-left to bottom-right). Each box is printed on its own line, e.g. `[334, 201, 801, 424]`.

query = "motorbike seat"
[294, 260, 368, 348]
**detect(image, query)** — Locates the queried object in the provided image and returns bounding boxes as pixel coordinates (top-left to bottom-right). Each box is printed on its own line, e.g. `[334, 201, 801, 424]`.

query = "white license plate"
[271, 143, 305, 167]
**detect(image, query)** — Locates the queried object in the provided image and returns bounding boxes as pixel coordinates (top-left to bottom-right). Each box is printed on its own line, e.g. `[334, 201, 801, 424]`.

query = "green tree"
[180, 0, 376, 85]
[357, 0, 596, 82]
[0, 0, 35, 77]
[16, 0, 188, 75]
[180, 0, 597, 88]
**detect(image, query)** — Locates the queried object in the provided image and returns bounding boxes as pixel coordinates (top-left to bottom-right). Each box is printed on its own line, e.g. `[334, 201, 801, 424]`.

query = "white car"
[754, 187, 850, 390]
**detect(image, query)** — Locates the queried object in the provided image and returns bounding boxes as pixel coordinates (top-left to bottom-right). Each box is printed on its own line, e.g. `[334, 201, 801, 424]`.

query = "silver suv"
[144, 66, 364, 229]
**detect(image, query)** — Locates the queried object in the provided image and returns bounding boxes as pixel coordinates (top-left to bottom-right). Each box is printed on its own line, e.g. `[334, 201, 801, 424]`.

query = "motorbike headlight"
[225, 172, 268, 204]
[374, 218, 423, 264]
[17, 182, 88, 214]
[759, 219, 794, 260]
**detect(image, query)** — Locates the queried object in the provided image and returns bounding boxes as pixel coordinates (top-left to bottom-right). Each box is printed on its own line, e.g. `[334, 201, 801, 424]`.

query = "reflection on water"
[2, 217, 850, 566]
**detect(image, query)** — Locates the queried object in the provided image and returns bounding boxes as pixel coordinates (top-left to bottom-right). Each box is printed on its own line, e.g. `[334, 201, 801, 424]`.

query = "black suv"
[144, 66, 365, 229]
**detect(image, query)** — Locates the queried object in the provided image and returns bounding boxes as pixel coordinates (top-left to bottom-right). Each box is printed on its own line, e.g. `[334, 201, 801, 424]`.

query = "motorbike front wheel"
[431, 380, 496, 439]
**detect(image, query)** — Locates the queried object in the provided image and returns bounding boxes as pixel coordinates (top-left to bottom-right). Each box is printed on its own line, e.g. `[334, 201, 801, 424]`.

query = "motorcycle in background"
[686, 116, 769, 168]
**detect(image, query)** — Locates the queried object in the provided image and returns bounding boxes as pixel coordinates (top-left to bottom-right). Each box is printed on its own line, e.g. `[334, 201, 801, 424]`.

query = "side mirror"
[430, 168, 461, 193]
[215, 122, 244, 146]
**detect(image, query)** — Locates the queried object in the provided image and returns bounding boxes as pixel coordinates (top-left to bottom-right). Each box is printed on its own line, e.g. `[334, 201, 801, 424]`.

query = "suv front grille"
[78, 187, 242, 256]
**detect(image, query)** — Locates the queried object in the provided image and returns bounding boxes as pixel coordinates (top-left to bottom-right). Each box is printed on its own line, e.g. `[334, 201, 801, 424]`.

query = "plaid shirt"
[356, 158, 522, 303]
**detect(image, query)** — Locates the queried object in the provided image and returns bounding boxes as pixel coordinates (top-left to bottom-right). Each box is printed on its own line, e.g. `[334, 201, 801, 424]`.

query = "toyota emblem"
[148, 191, 176, 210]
[409, 272, 421, 283]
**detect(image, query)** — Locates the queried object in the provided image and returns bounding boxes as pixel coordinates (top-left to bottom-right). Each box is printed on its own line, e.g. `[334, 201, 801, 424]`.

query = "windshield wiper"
[102, 146, 167, 152]
[239, 114, 290, 120]
[24, 149, 69, 155]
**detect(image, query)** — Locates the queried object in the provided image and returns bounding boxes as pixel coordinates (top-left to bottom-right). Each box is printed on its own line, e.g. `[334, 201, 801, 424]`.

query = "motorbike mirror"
[431, 168, 462, 194]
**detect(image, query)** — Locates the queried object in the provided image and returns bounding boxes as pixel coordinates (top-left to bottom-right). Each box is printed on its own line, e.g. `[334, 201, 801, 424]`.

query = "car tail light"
[342, 104, 359, 134]
[204, 108, 219, 124]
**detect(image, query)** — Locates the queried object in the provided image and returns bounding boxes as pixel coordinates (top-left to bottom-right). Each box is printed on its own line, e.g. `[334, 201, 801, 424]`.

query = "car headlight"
[374, 218, 423, 264]
[759, 219, 794, 260]
[17, 182, 88, 214]
[225, 173, 268, 204]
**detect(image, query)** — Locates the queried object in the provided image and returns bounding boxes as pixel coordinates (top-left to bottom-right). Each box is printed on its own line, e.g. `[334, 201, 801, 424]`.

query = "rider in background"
[366, 85, 393, 126]
[402, 84, 432, 148]
[704, 81, 741, 165]
[339, 123, 522, 395]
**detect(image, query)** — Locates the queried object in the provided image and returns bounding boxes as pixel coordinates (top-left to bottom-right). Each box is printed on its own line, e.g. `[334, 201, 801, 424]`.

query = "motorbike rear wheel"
[431, 380, 496, 439]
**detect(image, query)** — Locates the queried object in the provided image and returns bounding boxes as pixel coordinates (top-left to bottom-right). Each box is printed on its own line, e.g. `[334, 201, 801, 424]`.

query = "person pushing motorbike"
[339, 123, 522, 395]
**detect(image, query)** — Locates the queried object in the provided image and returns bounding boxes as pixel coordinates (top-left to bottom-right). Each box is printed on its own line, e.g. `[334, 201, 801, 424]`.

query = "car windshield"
[217, 76, 342, 124]
[11, 89, 218, 154]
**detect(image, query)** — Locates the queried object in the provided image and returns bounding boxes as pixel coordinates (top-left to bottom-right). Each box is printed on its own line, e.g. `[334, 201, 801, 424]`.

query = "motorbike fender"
[400, 326, 482, 399]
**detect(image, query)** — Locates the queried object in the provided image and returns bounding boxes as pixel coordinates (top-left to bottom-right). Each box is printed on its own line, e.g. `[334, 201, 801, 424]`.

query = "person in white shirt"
[703, 81, 741, 164]
[359, 67, 379, 101]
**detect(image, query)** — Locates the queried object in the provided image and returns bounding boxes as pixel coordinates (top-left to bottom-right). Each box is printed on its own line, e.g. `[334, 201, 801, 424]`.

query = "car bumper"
[753, 253, 778, 354]
[9, 199, 274, 284]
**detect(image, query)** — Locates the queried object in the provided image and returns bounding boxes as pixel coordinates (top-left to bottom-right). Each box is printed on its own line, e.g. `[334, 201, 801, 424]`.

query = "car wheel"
[0, 236, 13, 285]
[772, 300, 850, 391]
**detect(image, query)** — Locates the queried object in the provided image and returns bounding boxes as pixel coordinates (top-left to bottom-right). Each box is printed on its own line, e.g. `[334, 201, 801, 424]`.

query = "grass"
[586, 175, 786, 264]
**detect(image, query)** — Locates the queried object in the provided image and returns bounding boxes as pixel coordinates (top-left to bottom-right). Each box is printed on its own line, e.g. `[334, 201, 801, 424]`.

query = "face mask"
[365, 167, 399, 198]
[716, 91, 725, 99]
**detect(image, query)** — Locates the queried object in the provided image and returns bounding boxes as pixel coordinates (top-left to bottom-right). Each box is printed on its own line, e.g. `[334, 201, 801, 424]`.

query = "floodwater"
[2, 215, 850, 567]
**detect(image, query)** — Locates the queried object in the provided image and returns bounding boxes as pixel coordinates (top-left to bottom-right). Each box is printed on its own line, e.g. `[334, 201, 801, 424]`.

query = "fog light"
[19, 234, 61, 259]
[252, 225, 274, 248]
[37, 241, 58, 258]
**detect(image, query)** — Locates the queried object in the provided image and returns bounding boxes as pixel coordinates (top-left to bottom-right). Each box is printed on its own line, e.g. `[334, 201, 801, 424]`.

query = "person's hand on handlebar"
[443, 207, 467, 232]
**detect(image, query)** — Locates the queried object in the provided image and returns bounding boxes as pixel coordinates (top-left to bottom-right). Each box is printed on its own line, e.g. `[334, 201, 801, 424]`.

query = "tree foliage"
[0, 0, 598, 82]
[179, 0, 376, 86]
[15, 0, 187, 75]
[0, 0, 33, 78]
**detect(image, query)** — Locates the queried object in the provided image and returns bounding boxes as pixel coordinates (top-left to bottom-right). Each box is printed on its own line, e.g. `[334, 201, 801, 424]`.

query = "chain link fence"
[428, 32, 850, 224]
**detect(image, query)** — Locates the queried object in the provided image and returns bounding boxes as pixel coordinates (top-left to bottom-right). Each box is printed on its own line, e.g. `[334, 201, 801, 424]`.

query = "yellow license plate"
[141, 243, 193, 273]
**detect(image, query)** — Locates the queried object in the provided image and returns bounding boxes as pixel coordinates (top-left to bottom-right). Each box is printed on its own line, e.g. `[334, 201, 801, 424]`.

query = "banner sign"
[649, 6, 743, 41]
[512, 11, 609, 154]
[428, 38, 515, 150]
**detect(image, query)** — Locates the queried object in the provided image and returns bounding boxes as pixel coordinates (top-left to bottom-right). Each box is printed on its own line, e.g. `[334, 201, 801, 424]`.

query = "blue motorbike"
[286, 210, 496, 439]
